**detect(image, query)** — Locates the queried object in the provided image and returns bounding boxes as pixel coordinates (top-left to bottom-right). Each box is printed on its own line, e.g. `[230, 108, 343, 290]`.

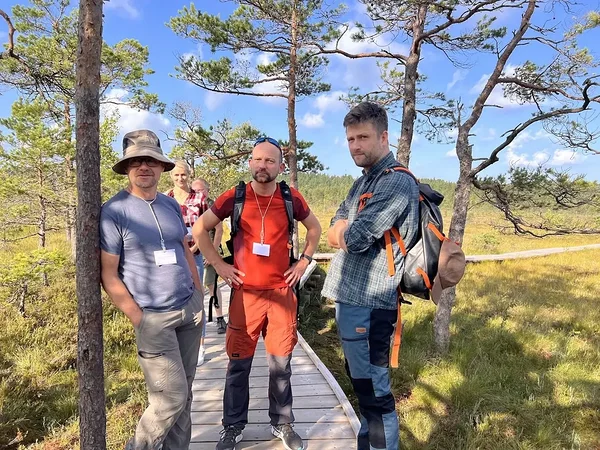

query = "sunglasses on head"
[128, 157, 162, 168]
[254, 136, 282, 150]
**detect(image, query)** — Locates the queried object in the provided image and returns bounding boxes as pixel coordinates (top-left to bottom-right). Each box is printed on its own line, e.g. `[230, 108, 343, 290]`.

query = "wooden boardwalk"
[192, 285, 359, 449]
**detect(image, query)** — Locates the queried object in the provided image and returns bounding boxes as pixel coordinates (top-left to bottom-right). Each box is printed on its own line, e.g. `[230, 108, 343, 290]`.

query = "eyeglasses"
[254, 136, 282, 151]
[128, 157, 162, 168]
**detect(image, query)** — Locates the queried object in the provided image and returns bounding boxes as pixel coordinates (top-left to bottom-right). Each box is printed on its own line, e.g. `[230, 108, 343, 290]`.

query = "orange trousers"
[226, 286, 298, 359]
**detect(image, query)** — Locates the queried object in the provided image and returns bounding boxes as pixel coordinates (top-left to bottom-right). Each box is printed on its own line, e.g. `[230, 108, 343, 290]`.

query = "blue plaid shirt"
[322, 152, 419, 310]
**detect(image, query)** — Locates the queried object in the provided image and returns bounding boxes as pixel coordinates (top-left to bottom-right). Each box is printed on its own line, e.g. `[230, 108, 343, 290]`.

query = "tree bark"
[397, 3, 427, 167]
[288, 0, 300, 255]
[433, 0, 537, 354]
[433, 134, 472, 353]
[75, 1, 106, 449]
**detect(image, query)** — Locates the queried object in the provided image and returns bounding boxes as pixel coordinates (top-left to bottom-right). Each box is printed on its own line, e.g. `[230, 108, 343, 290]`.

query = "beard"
[133, 175, 158, 189]
[252, 170, 277, 183]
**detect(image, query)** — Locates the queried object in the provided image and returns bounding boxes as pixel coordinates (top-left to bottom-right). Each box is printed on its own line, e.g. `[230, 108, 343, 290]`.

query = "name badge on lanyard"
[154, 249, 177, 266]
[252, 242, 271, 257]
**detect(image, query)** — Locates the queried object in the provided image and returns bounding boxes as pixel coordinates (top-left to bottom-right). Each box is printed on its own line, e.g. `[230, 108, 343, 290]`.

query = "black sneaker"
[216, 424, 243, 450]
[271, 424, 304, 450]
[217, 316, 228, 334]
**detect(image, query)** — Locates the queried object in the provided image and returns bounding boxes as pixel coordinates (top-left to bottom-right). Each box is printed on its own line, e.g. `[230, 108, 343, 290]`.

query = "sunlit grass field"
[300, 249, 600, 449]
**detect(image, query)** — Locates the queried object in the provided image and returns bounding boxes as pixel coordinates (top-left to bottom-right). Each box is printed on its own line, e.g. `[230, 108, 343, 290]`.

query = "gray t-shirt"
[100, 190, 195, 311]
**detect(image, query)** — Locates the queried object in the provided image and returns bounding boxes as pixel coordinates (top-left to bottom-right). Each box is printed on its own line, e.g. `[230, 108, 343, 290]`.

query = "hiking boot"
[217, 316, 228, 334]
[215, 424, 244, 450]
[271, 424, 304, 450]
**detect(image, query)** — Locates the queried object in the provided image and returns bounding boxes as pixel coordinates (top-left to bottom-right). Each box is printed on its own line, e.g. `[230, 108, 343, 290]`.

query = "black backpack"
[380, 166, 447, 300]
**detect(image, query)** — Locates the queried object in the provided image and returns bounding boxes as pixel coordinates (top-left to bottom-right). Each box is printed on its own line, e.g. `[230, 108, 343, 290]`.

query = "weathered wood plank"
[191, 395, 341, 412]
[191, 422, 355, 442]
[191, 407, 349, 425]
[190, 439, 357, 449]
[192, 384, 335, 400]
[296, 333, 362, 436]
[200, 356, 314, 369]
[193, 373, 329, 390]
[194, 364, 320, 380]
[201, 344, 307, 358]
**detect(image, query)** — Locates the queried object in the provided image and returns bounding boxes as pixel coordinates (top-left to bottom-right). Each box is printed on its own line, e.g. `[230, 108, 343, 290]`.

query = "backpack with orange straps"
[374, 165, 465, 367]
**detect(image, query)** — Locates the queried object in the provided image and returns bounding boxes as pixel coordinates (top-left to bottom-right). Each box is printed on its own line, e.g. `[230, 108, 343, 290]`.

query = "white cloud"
[256, 52, 274, 66]
[507, 149, 550, 167]
[446, 148, 457, 158]
[298, 112, 325, 128]
[314, 91, 346, 112]
[447, 70, 467, 91]
[328, 25, 407, 56]
[324, 24, 408, 89]
[182, 44, 204, 63]
[104, 0, 140, 19]
[101, 89, 170, 137]
[297, 91, 346, 129]
[507, 146, 585, 168]
[506, 129, 550, 151]
[204, 91, 225, 111]
[549, 149, 586, 165]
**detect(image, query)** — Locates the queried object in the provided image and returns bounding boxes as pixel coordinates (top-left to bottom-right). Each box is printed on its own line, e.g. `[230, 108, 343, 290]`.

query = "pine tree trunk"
[433, 133, 472, 354]
[397, 3, 427, 167]
[288, 1, 300, 255]
[75, 1, 106, 448]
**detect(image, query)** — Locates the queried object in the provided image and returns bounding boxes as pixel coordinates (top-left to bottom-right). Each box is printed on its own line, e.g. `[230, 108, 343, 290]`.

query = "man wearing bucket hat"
[100, 129, 205, 449]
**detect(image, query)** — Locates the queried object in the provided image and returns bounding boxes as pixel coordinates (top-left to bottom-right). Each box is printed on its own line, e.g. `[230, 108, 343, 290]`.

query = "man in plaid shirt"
[322, 102, 419, 450]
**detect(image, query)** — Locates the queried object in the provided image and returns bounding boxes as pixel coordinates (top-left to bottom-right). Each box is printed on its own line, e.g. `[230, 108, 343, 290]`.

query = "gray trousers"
[223, 353, 294, 427]
[129, 289, 204, 450]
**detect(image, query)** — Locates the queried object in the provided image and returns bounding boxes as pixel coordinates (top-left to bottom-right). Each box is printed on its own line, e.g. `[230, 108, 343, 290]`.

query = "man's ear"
[380, 130, 389, 147]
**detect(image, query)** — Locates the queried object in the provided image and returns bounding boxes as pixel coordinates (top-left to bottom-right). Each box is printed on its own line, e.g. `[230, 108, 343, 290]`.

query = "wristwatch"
[300, 253, 313, 263]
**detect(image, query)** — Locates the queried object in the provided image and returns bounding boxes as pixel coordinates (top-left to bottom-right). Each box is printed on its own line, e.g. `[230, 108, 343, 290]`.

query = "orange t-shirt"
[211, 182, 310, 289]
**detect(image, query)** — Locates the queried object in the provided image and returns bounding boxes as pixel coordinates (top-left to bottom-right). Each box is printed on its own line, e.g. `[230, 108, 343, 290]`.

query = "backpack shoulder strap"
[230, 181, 246, 237]
[384, 165, 418, 185]
[278, 180, 294, 244]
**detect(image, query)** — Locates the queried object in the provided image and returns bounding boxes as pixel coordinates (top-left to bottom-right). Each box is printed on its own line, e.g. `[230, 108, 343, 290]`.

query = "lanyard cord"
[145, 198, 166, 250]
[252, 185, 276, 244]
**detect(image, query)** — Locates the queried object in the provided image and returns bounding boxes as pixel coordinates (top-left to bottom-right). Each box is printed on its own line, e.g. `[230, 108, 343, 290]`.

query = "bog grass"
[300, 249, 600, 449]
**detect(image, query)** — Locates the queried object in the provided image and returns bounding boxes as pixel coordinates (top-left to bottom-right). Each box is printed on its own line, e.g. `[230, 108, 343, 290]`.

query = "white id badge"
[186, 226, 193, 236]
[154, 249, 177, 266]
[252, 242, 271, 257]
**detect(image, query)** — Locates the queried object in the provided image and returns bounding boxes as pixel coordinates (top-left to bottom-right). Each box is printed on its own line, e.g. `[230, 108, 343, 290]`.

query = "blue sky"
[1, 0, 599, 182]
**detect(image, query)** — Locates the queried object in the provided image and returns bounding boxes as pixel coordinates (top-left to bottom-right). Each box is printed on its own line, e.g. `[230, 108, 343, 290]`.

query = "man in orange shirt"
[193, 137, 321, 450]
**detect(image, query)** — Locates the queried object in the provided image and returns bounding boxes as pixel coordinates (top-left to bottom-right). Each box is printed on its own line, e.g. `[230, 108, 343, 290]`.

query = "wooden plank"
[200, 356, 314, 369]
[191, 395, 341, 412]
[191, 422, 355, 442]
[194, 364, 320, 380]
[201, 344, 307, 358]
[192, 384, 335, 400]
[296, 333, 361, 436]
[193, 373, 328, 390]
[191, 407, 348, 425]
[190, 439, 356, 449]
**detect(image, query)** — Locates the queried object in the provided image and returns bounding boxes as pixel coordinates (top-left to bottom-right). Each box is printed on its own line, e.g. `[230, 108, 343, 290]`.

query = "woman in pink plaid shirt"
[166, 160, 209, 364]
